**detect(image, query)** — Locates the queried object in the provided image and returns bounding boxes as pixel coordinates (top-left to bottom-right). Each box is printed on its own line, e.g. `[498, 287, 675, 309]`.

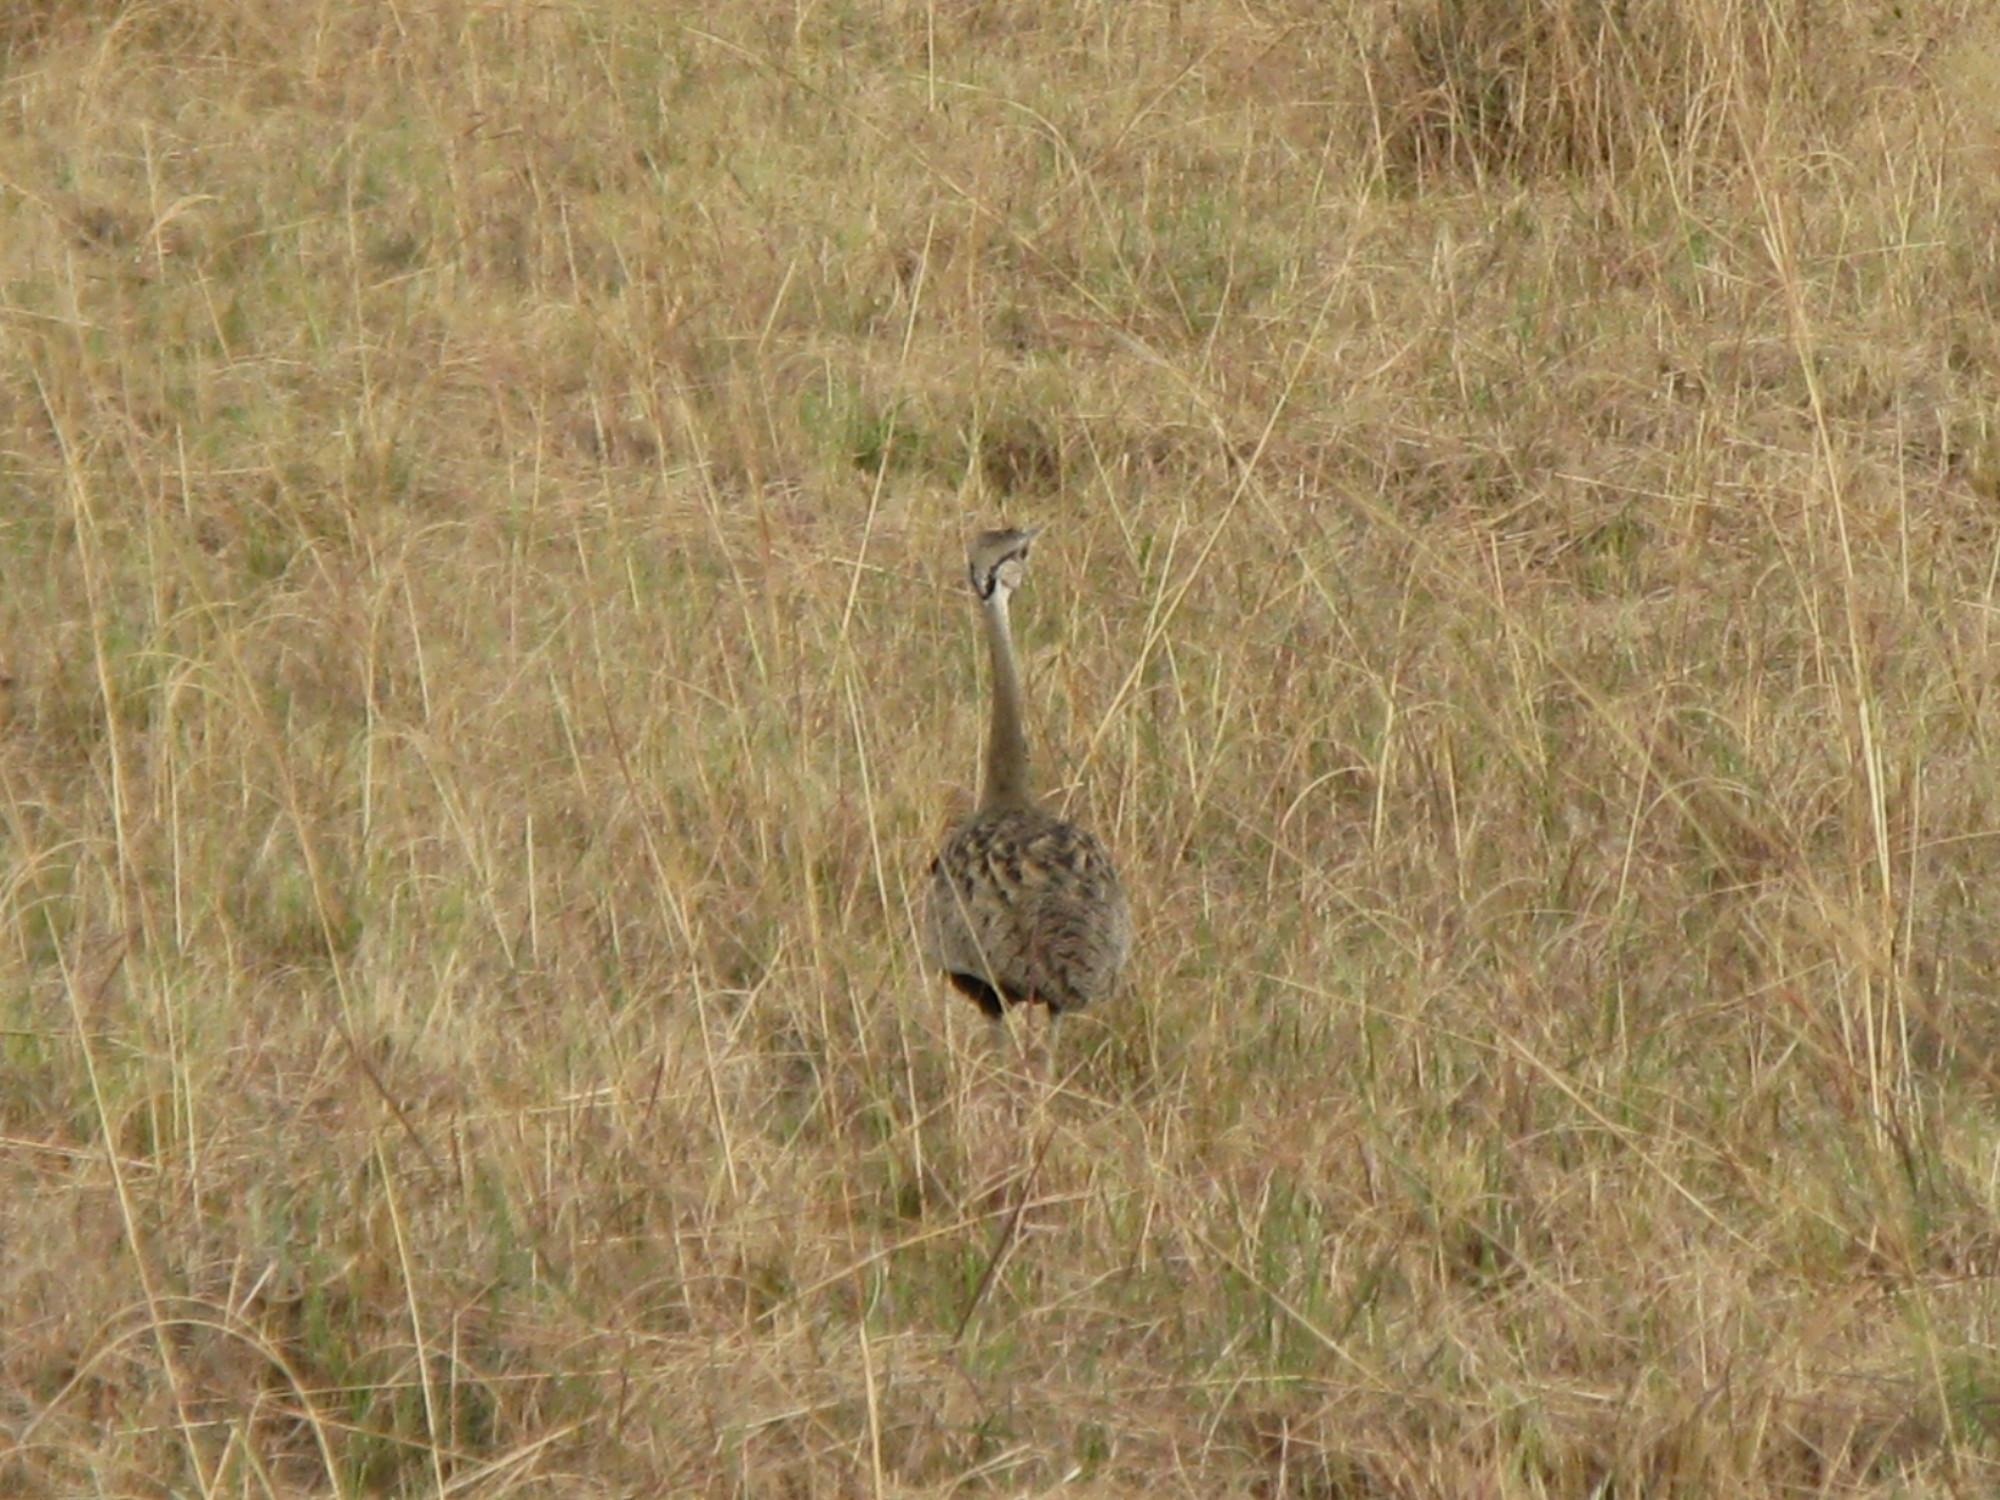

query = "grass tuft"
[1364, 0, 1869, 186]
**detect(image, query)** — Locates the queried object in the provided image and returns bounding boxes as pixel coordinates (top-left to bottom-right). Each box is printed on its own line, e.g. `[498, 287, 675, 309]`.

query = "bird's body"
[928, 804, 1128, 1018]
[923, 528, 1130, 1023]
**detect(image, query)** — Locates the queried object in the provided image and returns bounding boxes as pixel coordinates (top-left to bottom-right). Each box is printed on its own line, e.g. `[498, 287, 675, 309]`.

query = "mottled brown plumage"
[923, 528, 1131, 1021]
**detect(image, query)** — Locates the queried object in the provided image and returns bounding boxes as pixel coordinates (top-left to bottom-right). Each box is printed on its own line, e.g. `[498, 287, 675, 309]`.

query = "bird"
[923, 526, 1131, 1034]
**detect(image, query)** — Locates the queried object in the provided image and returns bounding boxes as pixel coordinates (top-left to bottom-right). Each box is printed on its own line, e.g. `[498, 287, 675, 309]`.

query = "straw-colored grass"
[7, 0, 2000, 1493]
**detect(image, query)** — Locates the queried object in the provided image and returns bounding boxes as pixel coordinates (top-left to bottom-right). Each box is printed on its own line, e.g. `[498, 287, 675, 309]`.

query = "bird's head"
[968, 526, 1041, 605]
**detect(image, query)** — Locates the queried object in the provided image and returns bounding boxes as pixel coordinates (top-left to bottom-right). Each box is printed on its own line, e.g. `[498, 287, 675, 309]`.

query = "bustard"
[923, 527, 1131, 1029]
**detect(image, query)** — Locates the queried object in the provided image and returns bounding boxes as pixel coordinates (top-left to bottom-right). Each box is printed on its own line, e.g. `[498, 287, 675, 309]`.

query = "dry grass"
[6, 0, 2000, 1493]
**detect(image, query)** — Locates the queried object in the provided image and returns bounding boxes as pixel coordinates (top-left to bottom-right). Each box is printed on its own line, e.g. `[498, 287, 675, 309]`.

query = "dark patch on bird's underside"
[946, 971, 1007, 1019]
[944, 970, 1055, 1019]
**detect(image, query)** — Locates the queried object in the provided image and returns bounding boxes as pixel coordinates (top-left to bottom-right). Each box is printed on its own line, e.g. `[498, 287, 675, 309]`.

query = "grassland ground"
[7, 1, 2000, 1494]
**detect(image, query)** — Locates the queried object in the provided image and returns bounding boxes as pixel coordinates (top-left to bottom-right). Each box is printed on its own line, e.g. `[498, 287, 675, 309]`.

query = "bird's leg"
[982, 1012, 1035, 1134]
[1021, 1017, 1054, 1100]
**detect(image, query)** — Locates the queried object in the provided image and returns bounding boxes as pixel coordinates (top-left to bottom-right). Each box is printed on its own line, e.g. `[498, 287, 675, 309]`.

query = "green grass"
[7, 0, 2000, 1494]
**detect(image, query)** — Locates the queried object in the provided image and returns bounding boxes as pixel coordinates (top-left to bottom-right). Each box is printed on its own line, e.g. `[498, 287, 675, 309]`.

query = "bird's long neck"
[980, 590, 1034, 810]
